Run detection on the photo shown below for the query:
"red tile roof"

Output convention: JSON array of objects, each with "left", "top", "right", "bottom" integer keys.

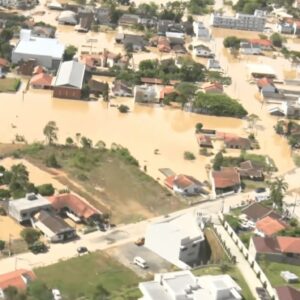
[
  {"left": 277, "top": 237, "right": 300, "bottom": 254},
  {"left": 160, "top": 86, "right": 175, "bottom": 99},
  {"left": 141, "top": 77, "right": 163, "bottom": 85},
  {"left": 30, "top": 73, "right": 53, "bottom": 87},
  {"left": 212, "top": 167, "right": 240, "bottom": 189},
  {"left": 33, "top": 65, "right": 45, "bottom": 75},
  {"left": 250, "top": 39, "right": 272, "bottom": 47},
  {"left": 202, "top": 82, "right": 223, "bottom": 92},
  {"left": 216, "top": 132, "right": 238, "bottom": 140},
  {"left": 252, "top": 236, "right": 280, "bottom": 254},
  {"left": 0, "top": 58, "right": 9, "bottom": 68},
  {"left": 276, "top": 286, "right": 300, "bottom": 300},
  {"left": 165, "top": 174, "right": 201, "bottom": 190},
  {"left": 256, "top": 216, "right": 287, "bottom": 236},
  {"left": 0, "top": 269, "right": 36, "bottom": 291},
  {"left": 257, "top": 77, "right": 274, "bottom": 88},
  {"left": 48, "top": 193, "right": 101, "bottom": 219}
]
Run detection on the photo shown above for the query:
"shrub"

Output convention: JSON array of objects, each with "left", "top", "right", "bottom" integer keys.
[
  {"left": 0, "top": 240, "right": 5, "bottom": 251},
  {"left": 184, "top": 151, "right": 196, "bottom": 160},
  {"left": 0, "top": 189, "right": 10, "bottom": 200},
  {"left": 37, "top": 184, "right": 55, "bottom": 196},
  {"left": 21, "top": 228, "right": 41, "bottom": 245},
  {"left": 45, "top": 153, "right": 60, "bottom": 168},
  {"left": 28, "top": 241, "right": 47, "bottom": 254},
  {"left": 118, "top": 104, "right": 130, "bottom": 113}
]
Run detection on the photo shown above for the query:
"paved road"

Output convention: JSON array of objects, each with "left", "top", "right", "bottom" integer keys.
[{"left": 0, "top": 192, "right": 252, "bottom": 275}]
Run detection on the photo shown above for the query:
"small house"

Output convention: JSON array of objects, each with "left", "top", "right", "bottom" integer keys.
[
  {"left": 32, "top": 26, "right": 56, "bottom": 38},
  {"left": 212, "top": 167, "right": 241, "bottom": 195},
  {"left": 239, "top": 41, "right": 262, "bottom": 55},
  {"left": 88, "top": 79, "right": 107, "bottom": 96},
  {"left": 134, "top": 85, "right": 157, "bottom": 103},
  {"left": 160, "top": 86, "right": 175, "bottom": 100},
  {"left": 193, "top": 21, "right": 210, "bottom": 40},
  {"left": 112, "top": 80, "right": 133, "bottom": 97},
  {"left": 255, "top": 216, "right": 287, "bottom": 237},
  {"left": 238, "top": 160, "right": 264, "bottom": 181},
  {"left": 123, "top": 34, "right": 147, "bottom": 52},
  {"left": 57, "top": 10, "right": 78, "bottom": 25},
  {"left": 94, "top": 7, "right": 111, "bottom": 25},
  {"left": 53, "top": 60, "right": 86, "bottom": 100},
  {"left": 207, "top": 59, "right": 221, "bottom": 71},
  {"left": 141, "top": 77, "right": 163, "bottom": 85},
  {"left": 193, "top": 45, "right": 214, "bottom": 58},
  {"left": 250, "top": 39, "right": 272, "bottom": 51},
  {"left": 242, "top": 202, "right": 280, "bottom": 222},
  {"left": 30, "top": 73, "right": 53, "bottom": 89},
  {"left": 224, "top": 136, "right": 252, "bottom": 150},
  {"left": 197, "top": 135, "right": 213, "bottom": 148},
  {"left": 118, "top": 14, "right": 140, "bottom": 27},
  {"left": 157, "top": 37, "right": 171, "bottom": 53}
]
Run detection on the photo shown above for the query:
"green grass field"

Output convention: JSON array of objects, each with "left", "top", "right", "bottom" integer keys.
[
  {"left": 260, "top": 261, "right": 300, "bottom": 289},
  {"left": 193, "top": 265, "right": 255, "bottom": 300},
  {"left": 35, "top": 251, "right": 142, "bottom": 300},
  {"left": 0, "top": 78, "right": 20, "bottom": 93}
]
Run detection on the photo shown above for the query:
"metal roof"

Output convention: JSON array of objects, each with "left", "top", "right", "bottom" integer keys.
[{"left": 54, "top": 60, "right": 86, "bottom": 89}]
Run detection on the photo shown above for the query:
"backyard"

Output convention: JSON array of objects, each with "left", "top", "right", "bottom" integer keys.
[
  {"left": 193, "top": 265, "right": 255, "bottom": 300},
  {"left": 0, "top": 78, "right": 20, "bottom": 93},
  {"left": 260, "top": 261, "right": 300, "bottom": 289},
  {"left": 35, "top": 251, "right": 142, "bottom": 300},
  {"left": 13, "top": 144, "right": 185, "bottom": 224}
]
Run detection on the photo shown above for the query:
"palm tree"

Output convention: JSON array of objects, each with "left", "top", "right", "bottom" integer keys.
[{"left": 269, "top": 177, "right": 288, "bottom": 211}]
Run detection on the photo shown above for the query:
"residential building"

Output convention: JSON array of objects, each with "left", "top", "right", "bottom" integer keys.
[
  {"left": 123, "top": 34, "right": 147, "bottom": 52},
  {"left": 145, "top": 213, "right": 206, "bottom": 268},
  {"left": 94, "top": 7, "right": 111, "bottom": 25},
  {"left": 276, "top": 286, "right": 300, "bottom": 300},
  {"left": 247, "top": 63, "right": 277, "bottom": 79},
  {"left": 118, "top": 14, "right": 140, "bottom": 27},
  {"left": 0, "top": 269, "right": 36, "bottom": 298},
  {"left": 88, "top": 79, "right": 107, "bottom": 96},
  {"left": 197, "top": 134, "right": 213, "bottom": 148},
  {"left": 8, "top": 193, "right": 52, "bottom": 223},
  {"left": 202, "top": 82, "right": 223, "bottom": 94},
  {"left": 249, "top": 236, "right": 300, "bottom": 264},
  {"left": 238, "top": 160, "right": 264, "bottom": 180},
  {"left": 159, "top": 86, "right": 175, "bottom": 100},
  {"left": 32, "top": 210, "right": 76, "bottom": 242},
  {"left": 250, "top": 39, "right": 272, "bottom": 51},
  {"left": 257, "top": 77, "right": 278, "bottom": 98},
  {"left": 224, "top": 136, "right": 252, "bottom": 150},
  {"left": 75, "top": 14, "right": 93, "bottom": 32},
  {"left": 277, "top": 19, "right": 295, "bottom": 34},
  {"left": 112, "top": 80, "right": 133, "bottom": 97},
  {"left": 53, "top": 60, "right": 86, "bottom": 99},
  {"left": 11, "top": 29, "right": 64, "bottom": 70},
  {"left": 282, "top": 98, "right": 300, "bottom": 117},
  {"left": 239, "top": 41, "right": 262, "bottom": 55},
  {"left": 48, "top": 193, "right": 102, "bottom": 223},
  {"left": 0, "top": 0, "right": 37, "bottom": 9},
  {"left": 242, "top": 203, "right": 280, "bottom": 222},
  {"left": 57, "top": 10, "right": 78, "bottom": 25},
  {"left": 193, "top": 45, "right": 214, "bottom": 58},
  {"left": 141, "top": 77, "right": 163, "bottom": 85},
  {"left": 157, "top": 20, "right": 184, "bottom": 36},
  {"left": 193, "top": 21, "right": 210, "bottom": 40},
  {"left": 165, "top": 174, "right": 206, "bottom": 196},
  {"left": 30, "top": 72, "right": 53, "bottom": 89},
  {"left": 207, "top": 59, "right": 221, "bottom": 71},
  {"left": 210, "top": 10, "right": 266, "bottom": 32},
  {"left": 0, "top": 58, "right": 9, "bottom": 76},
  {"left": 47, "top": 0, "right": 63, "bottom": 10},
  {"left": 134, "top": 85, "right": 157, "bottom": 103},
  {"left": 211, "top": 167, "right": 241, "bottom": 195},
  {"left": 157, "top": 37, "right": 171, "bottom": 53},
  {"left": 79, "top": 51, "right": 118, "bottom": 70},
  {"left": 255, "top": 216, "right": 287, "bottom": 237},
  {"left": 32, "top": 26, "right": 56, "bottom": 38},
  {"left": 139, "top": 271, "right": 242, "bottom": 300}
]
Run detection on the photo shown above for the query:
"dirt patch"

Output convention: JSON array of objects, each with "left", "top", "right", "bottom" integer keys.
[{"left": 0, "top": 215, "right": 23, "bottom": 241}]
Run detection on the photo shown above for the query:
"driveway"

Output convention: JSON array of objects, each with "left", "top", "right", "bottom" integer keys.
[{"left": 107, "top": 242, "right": 173, "bottom": 278}]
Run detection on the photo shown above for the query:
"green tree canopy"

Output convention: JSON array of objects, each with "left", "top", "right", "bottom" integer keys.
[{"left": 63, "top": 45, "right": 77, "bottom": 61}]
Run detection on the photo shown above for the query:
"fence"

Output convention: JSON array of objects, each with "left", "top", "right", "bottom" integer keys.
[{"left": 217, "top": 214, "right": 278, "bottom": 300}]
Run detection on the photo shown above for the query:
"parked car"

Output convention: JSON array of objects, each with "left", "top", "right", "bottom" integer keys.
[
  {"left": 77, "top": 246, "right": 88, "bottom": 254},
  {"left": 52, "top": 289, "right": 62, "bottom": 300},
  {"left": 134, "top": 237, "right": 145, "bottom": 246},
  {"left": 133, "top": 256, "right": 148, "bottom": 269}
]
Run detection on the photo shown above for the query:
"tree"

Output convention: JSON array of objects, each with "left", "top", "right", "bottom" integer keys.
[
  {"left": 37, "top": 184, "right": 55, "bottom": 196},
  {"left": 43, "top": 121, "right": 58, "bottom": 144},
  {"left": 28, "top": 241, "right": 48, "bottom": 254},
  {"left": 9, "top": 164, "right": 29, "bottom": 199},
  {"left": 80, "top": 136, "right": 93, "bottom": 148},
  {"left": 45, "top": 153, "right": 60, "bottom": 168},
  {"left": 0, "top": 189, "right": 10, "bottom": 199},
  {"left": 195, "top": 123, "right": 203, "bottom": 133},
  {"left": 118, "top": 104, "right": 129, "bottom": 113},
  {"left": 63, "top": 45, "right": 77, "bottom": 61},
  {"left": 3, "top": 286, "right": 19, "bottom": 300},
  {"left": 21, "top": 228, "right": 41, "bottom": 245},
  {"left": 270, "top": 33, "right": 284, "bottom": 48},
  {"left": 0, "top": 240, "right": 5, "bottom": 251},
  {"left": 27, "top": 281, "right": 52, "bottom": 300},
  {"left": 65, "top": 137, "right": 74, "bottom": 146},
  {"left": 269, "top": 177, "right": 288, "bottom": 210},
  {"left": 103, "top": 82, "right": 109, "bottom": 102},
  {"left": 223, "top": 36, "right": 241, "bottom": 49},
  {"left": 95, "top": 140, "right": 106, "bottom": 149},
  {"left": 213, "top": 151, "right": 224, "bottom": 170},
  {"left": 184, "top": 151, "right": 196, "bottom": 160},
  {"left": 92, "top": 284, "right": 110, "bottom": 300}
]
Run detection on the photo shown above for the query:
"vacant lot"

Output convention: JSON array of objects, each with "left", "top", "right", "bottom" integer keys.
[
  {"left": 35, "top": 251, "right": 142, "bottom": 300},
  {"left": 0, "top": 78, "right": 20, "bottom": 93},
  {"left": 16, "top": 144, "right": 185, "bottom": 224},
  {"left": 260, "top": 261, "right": 300, "bottom": 289},
  {"left": 193, "top": 265, "right": 255, "bottom": 300}
]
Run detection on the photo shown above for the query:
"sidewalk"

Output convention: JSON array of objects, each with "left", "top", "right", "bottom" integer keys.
[{"left": 216, "top": 225, "right": 262, "bottom": 300}]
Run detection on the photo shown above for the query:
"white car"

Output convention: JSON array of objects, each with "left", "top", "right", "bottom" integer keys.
[{"left": 52, "top": 289, "right": 62, "bottom": 300}]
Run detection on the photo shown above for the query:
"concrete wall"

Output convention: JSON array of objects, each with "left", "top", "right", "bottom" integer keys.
[{"left": 53, "top": 87, "right": 81, "bottom": 99}]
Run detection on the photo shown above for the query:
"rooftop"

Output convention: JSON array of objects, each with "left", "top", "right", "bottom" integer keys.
[
  {"left": 242, "top": 203, "right": 279, "bottom": 221},
  {"left": 276, "top": 286, "right": 300, "bottom": 300},
  {"left": 0, "top": 269, "right": 36, "bottom": 291},
  {"left": 9, "top": 193, "right": 51, "bottom": 211},
  {"left": 212, "top": 167, "right": 240, "bottom": 189},
  {"left": 256, "top": 216, "right": 287, "bottom": 236}
]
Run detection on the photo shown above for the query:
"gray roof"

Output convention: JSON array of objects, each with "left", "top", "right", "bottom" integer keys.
[
  {"left": 54, "top": 60, "right": 86, "bottom": 89},
  {"left": 139, "top": 282, "right": 172, "bottom": 300},
  {"left": 9, "top": 193, "right": 51, "bottom": 211}
]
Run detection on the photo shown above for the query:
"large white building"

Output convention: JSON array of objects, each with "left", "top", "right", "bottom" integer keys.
[
  {"left": 210, "top": 10, "right": 266, "bottom": 32},
  {"left": 11, "top": 29, "right": 64, "bottom": 70},
  {"left": 139, "top": 271, "right": 242, "bottom": 300},
  {"left": 145, "top": 213, "right": 205, "bottom": 269},
  {"left": 193, "top": 21, "right": 210, "bottom": 40}
]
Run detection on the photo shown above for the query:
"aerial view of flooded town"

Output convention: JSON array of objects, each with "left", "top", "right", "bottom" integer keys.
[{"left": 1, "top": 0, "right": 300, "bottom": 299}]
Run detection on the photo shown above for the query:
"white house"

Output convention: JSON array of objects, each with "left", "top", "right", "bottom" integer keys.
[
  {"left": 145, "top": 213, "right": 205, "bottom": 269},
  {"left": 193, "top": 21, "right": 210, "bottom": 40},
  {"left": 139, "top": 271, "right": 242, "bottom": 300},
  {"left": 8, "top": 193, "right": 52, "bottom": 223},
  {"left": 281, "top": 97, "right": 300, "bottom": 117},
  {"left": 165, "top": 32, "right": 185, "bottom": 39},
  {"left": 207, "top": 58, "right": 222, "bottom": 71},
  {"left": 193, "top": 45, "right": 214, "bottom": 57},
  {"left": 11, "top": 29, "right": 64, "bottom": 70},
  {"left": 239, "top": 42, "right": 262, "bottom": 55},
  {"left": 57, "top": 10, "right": 78, "bottom": 25}
]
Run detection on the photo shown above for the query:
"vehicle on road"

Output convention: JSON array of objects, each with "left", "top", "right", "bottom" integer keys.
[
  {"left": 77, "top": 246, "right": 88, "bottom": 254},
  {"left": 134, "top": 237, "right": 145, "bottom": 246},
  {"left": 133, "top": 256, "right": 148, "bottom": 269}
]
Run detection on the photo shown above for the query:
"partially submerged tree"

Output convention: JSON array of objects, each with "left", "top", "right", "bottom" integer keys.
[{"left": 43, "top": 121, "right": 58, "bottom": 145}]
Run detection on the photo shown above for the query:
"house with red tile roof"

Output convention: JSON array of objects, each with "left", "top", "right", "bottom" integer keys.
[
  {"left": 276, "top": 286, "right": 300, "bottom": 300},
  {"left": 157, "top": 37, "right": 171, "bottom": 53},
  {"left": 255, "top": 216, "right": 287, "bottom": 237},
  {"left": 224, "top": 136, "right": 252, "bottom": 150},
  {"left": 257, "top": 77, "right": 277, "bottom": 93},
  {"left": 211, "top": 167, "right": 241, "bottom": 196},
  {"left": 202, "top": 82, "right": 223, "bottom": 94},
  {"left": 160, "top": 86, "right": 175, "bottom": 99},
  {"left": 0, "top": 269, "right": 36, "bottom": 297},
  {"left": 197, "top": 134, "right": 213, "bottom": 148},
  {"left": 249, "top": 39, "right": 273, "bottom": 50},
  {"left": 165, "top": 174, "right": 206, "bottom": 196},
  {"left": 249, "top": 236, "right": 300, "bottom": 263},
  {"left": 30, "top": 73, "right": 53, "bottom": 89},
  {"left": 48, "top": 193, "right": 102, "bottom": 223}
]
